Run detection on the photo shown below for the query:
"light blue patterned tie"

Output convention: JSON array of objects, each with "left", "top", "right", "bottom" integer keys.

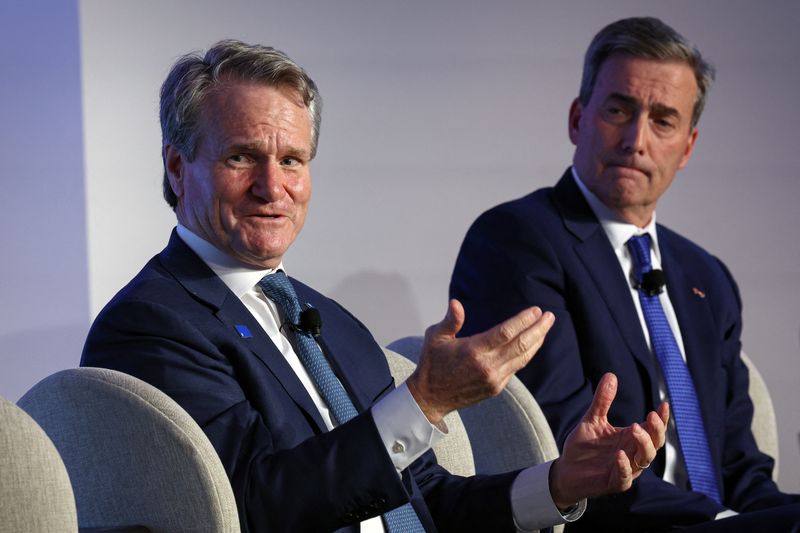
[
  {"left": 258, "top": 271, "right": 426, "bottom": 531},
  {"left": 627, "top": 234, "right": 721, "bottom": 503}
]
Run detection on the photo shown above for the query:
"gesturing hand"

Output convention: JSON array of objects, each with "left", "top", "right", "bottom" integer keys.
[
  {"left": 548, "top": 373, "right": 670, "bottom": 509},
  {"left": 406, "top": 299, "right": 555, "bottom": 425}
]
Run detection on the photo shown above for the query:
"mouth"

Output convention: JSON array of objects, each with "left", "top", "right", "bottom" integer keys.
[
  {"left": 245, "top": 213, "right": 292, "bottom": 223},
  {"left": 607, "top": 162, "right": 649, "bottom": 178}
]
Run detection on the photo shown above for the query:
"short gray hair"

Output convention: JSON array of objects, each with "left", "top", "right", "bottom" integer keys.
[
  {"left": 160, "top": 39, "right": 322, "bottom": 208},
  {"left": 579, "top": 17, "right": 714, "bottom": 129}
]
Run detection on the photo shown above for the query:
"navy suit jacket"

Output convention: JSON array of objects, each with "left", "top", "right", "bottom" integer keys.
[
  {"left": 82, "top": 230, "right": 519, "bottom": 533},
  {"left": 450, "top": 170, "right": 796, "bottom": 531}
]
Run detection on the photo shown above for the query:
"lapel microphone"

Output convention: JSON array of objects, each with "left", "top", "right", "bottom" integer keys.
[
  {"left": 639, "top": 269, "right": 666, "bottom": 297},
  {"left": 298, "top": 307, "right": 322, "bottom": 337},
  {"left": 278, "top": 306, "right": 323, "bottom": 337}
]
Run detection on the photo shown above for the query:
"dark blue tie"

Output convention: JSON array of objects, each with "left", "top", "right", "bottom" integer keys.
[
  {"left": 258, "top": 271, "right": 425, "bottom": 532},
  {"left": 627, "top": 234, "right": 721, "bottom": 503}
]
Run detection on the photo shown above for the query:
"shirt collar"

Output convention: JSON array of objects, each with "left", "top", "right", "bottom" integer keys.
[
  {"left": 570, "top": 166, "right": 660, "bottom": 260},
  {"left": 176, "top": 224, "right": 282, "bottom": 298}
]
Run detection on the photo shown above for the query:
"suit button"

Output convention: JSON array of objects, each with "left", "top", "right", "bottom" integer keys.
[{"left": 344, "top": 512, "right": 355, "bottom": 522}]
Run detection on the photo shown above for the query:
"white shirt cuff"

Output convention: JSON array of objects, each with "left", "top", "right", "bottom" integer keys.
[
  {"left": 371, "top": 382, "right": 446, "bottom": 472},
  {"left": 511, "top": 460, "right": 586, "bottom": 532},
  {"left": 715, "top": 509, "right": 738, "bottom": 520}
]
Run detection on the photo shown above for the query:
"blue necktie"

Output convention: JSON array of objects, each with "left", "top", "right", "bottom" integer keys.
[
  {"left": 627, "top": 234, "right": 721, "bottom": 503},
  {"left": 258, "top": 271, "right": 425, "bottom": 532}
]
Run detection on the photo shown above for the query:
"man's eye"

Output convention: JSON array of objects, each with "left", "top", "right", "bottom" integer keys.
[
  {"left": 652, "top": 118, "right": 677, "bottom": 133},
  {"left": 228, "top": 154, "right": 254, "bottom": 166},
  {"left": 280, "top": 157, "right": 300, "bottom": 167},
  {"left": 603, "top": 106, "right": 630, "bottom": 123}
]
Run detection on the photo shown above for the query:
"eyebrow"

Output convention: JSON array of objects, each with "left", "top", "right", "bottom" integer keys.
[
  {"left": 226, "top": 141, "right": 311, "bottom": 161},
  {"left": 606, "top": 92, "right": 681, "bottom": 119}
]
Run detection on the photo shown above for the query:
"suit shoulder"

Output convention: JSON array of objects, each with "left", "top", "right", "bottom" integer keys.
[
  {"left": 657, "top": 224, "right": 740, "bottom": 300},
  {"left": 465, "top": 186, "right": 560, "bottom": 240},
  {"left": 657, "top": 224, "right": 728, "bottom": 271},
  {"left": 289, "top": 277, "right": 373, "bottom": 334},
  {"left": 475, "top": 186, "right": 555, "bottom": 219}
]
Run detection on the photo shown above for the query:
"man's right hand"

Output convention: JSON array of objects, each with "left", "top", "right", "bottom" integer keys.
[
  {"left": 405, "top": 299, "right": 555, "bottom": 426},
  {"left": 548, "top": 373, "right": 670, "bottom": 509}
]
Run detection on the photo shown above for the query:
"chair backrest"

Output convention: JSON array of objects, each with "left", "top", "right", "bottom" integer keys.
[
  {"left": 382, "top": 347, "right": 476, "bottom": 476},
  {"left": 740, "top": 351, "right": 779, "bottom": 481},
  {"left": 17, "top": 367, "right": 239, "bottom": 533},
  {"left": 0, "top": 395, "right": 78, "bottom": 532}
]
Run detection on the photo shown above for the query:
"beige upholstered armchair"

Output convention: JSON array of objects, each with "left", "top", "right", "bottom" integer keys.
[
  {"left": 17, "top": 367, "right": 239, "bottom": 533},
  {"left": 0, "top": 394, "right": 78, "bottom": 532}
]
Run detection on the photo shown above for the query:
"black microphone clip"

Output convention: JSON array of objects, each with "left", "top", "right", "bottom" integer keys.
[
  {"left": 637, "top": 269, "right": 666, "bottom": 297},
  {"left": 279, "top": 305, "right": 322, "bottom": 336},
  {"left": 298, "top": 306, "right": 322, "bottom": 337}
]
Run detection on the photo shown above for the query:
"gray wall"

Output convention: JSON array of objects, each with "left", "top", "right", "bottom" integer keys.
[
  {"left": 2, "top": 0, "right": 798, "bottom": 491},
  {"left": 0, "top": 1, "right": 89, "bottom": 402}
]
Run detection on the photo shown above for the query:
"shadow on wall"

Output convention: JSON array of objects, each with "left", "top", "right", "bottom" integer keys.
[
  {"left": 328, "top": 271, "right": 425, "bottom": 346},
  {"left": 0, "top": 323, "right": 89, "bottom": 402}
]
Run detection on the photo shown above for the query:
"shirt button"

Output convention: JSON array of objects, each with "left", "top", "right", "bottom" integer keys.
[{"left": 392, "top": 441, "right": 405, "bottom": 454}]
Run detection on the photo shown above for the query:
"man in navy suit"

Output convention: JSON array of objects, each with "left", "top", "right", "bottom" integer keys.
[
  {"left": 82, "top": 40, "right": 669, "bottom": 532},
  {"left": 450, "top": 17, "right": 800, "bottom": 532}
]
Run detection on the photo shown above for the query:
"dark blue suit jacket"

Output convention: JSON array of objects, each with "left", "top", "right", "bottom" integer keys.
[
  {"left": 450, "top": 170, "right": 796, "bottom": 531},
  {"left": 82, "top": 230, "right": 519, "bottom": 533}
]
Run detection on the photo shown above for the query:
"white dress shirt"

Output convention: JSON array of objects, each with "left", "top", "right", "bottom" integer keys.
[{"left": 177, "top": 224, "right": 583, "bottom": 531}]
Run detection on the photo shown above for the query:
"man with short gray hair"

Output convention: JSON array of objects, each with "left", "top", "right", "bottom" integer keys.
[{"left": 451, "top": 16, "right": 800, "bottom": 531}]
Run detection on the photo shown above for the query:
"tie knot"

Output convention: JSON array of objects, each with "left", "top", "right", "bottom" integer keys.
[
  {"left": 627, "top": 233, "right": 653, "bottom": 275},
  {"left": 258, "top": 271, "right": 302, "bottom": 323}
]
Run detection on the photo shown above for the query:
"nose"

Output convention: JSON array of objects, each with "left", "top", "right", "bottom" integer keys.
[
  {"left": 250, "top": 159, "right": 286, "bottom": 201},
  {"left": 620, "top": 114, "right": 647, "bottom": 155}
]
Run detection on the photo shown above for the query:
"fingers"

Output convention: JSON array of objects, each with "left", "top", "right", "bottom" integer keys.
[
  {"left": 638, "top": 401, "right": 670, "bottom": 453},
  {"left": 585, "top": 372, "right": 617, "bottom": 421},
  {"left": 657, "top": 401, "right": 670, "bottom": 426},
  {"left": 629, "top": 422, "right": 657, "bottom": 475},
  {"left": 611, "top": 449, "right": 634, "bottom": 492},
  {"left": 473, "top": 306, "right": 544, "bottom": 351}
]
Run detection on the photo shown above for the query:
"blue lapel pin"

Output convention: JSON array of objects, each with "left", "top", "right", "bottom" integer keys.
[{"left": 235, "top": 324, "right": 253, "bottom": 338}]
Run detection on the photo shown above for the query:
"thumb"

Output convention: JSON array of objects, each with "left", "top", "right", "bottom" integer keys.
[
  {"left": 434, "top": 299, "right": 466, "bottom": 339},
  {"left": 586, "top": 372, "right": 617, "bottom": 421}
]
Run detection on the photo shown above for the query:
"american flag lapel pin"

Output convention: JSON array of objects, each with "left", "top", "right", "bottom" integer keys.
[{"left": 692, "top": 287, "right": 706, "bottom": 298}]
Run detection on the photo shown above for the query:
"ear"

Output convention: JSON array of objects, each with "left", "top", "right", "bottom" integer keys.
[
  {"left": 164, "top": 144, "right": 186, "bottom": 199},
  {"left": 568, "top": 97, "right": 583, "bottom": 146},
  {"left": 677, "top": 127, "right": 699, "bottom": 170}
]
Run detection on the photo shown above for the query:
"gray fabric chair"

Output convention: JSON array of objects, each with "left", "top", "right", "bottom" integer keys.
[
  {"left": 17, "top": 367, "right": 239, "bottom": 533},
  {"left": 741, "top": 351, "right": 780, "bottom": 481},
  {"left": 0, "top": 394, "right": 78, "bottom": 532},
  {"left": 386, "top": 338, "right": 562, "bottom": 533},
  {"left": 382, "top": 347, "right": 476, "bottom": 476}
]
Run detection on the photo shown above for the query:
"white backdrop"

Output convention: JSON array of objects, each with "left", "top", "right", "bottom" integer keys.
[{"left": 1, "top": 0, "right": 798, "bottom": 491}]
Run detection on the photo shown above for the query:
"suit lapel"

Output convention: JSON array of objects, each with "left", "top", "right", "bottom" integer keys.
[
  {"left": 552, "top": 173, "right": 659, "bottom": 389},
  {"left": 158, "top": 230, "right": 329, "bottom": 432}
]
